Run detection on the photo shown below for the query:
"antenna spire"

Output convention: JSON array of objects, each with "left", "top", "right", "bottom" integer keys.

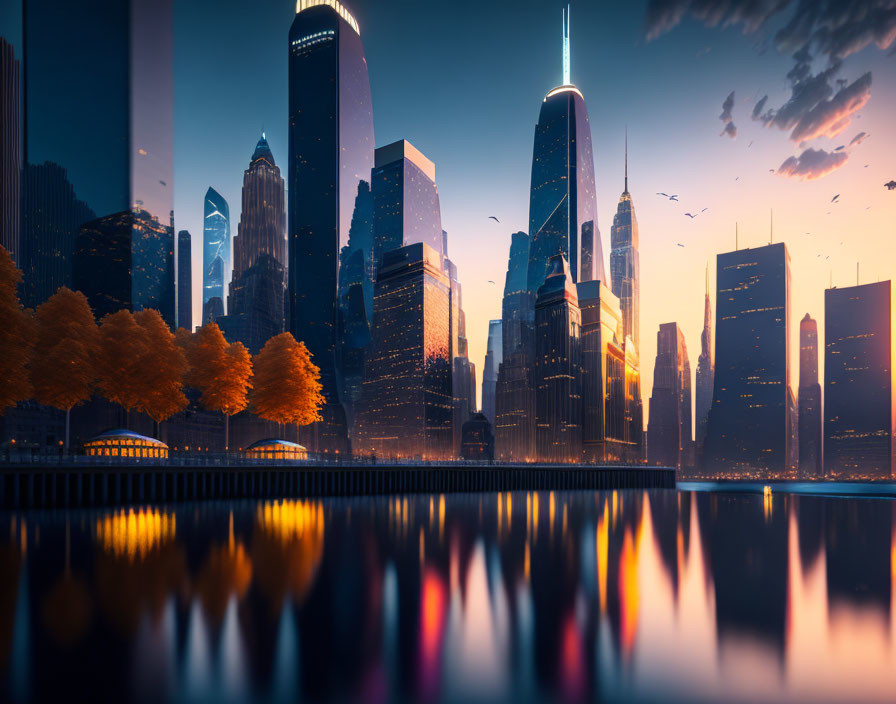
[
  {"left": 624, "top": 125, "right": 629, "bottom": 193},
  {"left": 562, "top": 4, "right": 570, "bottom": 85}
]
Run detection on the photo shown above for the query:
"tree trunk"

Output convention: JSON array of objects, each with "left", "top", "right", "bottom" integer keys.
[
  {"left": 225, "top": 414, "right": 229, "bottom": 452},
  {"left": 65, "top": 407, "right": 70, "bottom": 453}
]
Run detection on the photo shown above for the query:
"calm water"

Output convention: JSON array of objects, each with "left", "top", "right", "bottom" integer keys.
[{"left": 1, "top": 487, "right": 895, "bottom": 703}]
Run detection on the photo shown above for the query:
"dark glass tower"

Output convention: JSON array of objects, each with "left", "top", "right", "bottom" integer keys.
[
  {"left": 704, "top": 243, "right": 795, "bottom": 478},
  {"left": 0, "top": 38, "right": 19, "bottom": 263},
  {"left": 177, "top": 229, "right": 192, "bottom": 331},
  {"left": 824, "top": 282, "right": 893, "bottom": 479},
  {"left": 202, "top": 186, "right": 230, "bottom": 319},
  {"left": 610, "top": 138, "right": 639, "bottom": 348},
  {"left": 647, "top": 322, "right": 692, "bottom": 470},
  {"left": 288, "top": 0, "right": 374, "bottom": 453},
  {"left": 695, "top": 273, "right": 714, "bottom": 464},
  {"left": 23, "top": 0, "right": 174, "bottom": 324},
  {"left": 798, "top": 313, "right": 822, "bottom": 477},
  {"left": 481, "top": 319, "right": 502, "bottom": 426}
]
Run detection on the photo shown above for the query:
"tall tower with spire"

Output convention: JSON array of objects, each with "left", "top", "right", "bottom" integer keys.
[
  {"left": 695, "top": 265, "right": 714, "bottom": 465},
  {"left": 610, "top": 130, "right": 640, "bottom": 348}
]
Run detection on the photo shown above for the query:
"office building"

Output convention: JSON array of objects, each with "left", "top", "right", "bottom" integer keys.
[
  {"left": 647, "top": 323, "right": 692, "bottom": 470},
  {"left": 1, "top": 38, "right": 19, "bottom": 262},
  {"left": 481, "top": 319, "right": 502, "bottom": 426},
  {"left": 610, "top": 136, "right": 639, "bottom": 348},
  {"left": 203, "top": 186, "right": 230, "bottom": 314},
  {"left": 798, "top": 313, "right": 822, "bottom": 477},
  {"left": 695, "top": 276, "right": 714, "bottom": 462},
  {"left": 177, "top": 230, "right": 192, "bottom": 331}
]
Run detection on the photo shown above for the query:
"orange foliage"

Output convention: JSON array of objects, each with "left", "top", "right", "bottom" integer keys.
[
  {"left": 96, "top": 310, "right": 148, "bottom": 420},
  {"left": 185, "top": 323, "right": 252, "bottom": 417},
  {"left": 251, "top": 332, "right": 324, "bottom": 427},
  {"left": 133, "top": 309, "right": 188, "bottom": 424},
  {"left": 30, "top": 287, "right": 99, "bottom": 413},
  {"left": 0, "top": 246, "right": 34, "bottom": 413}
]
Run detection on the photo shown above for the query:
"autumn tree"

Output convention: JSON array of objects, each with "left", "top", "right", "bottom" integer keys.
[
  {"left": 251, "top": 333, "right": 323, "bottom": 436},
  {"left": 96, "top": 310, "right": 148, "bottom": 428},
  {"left": 30, "top": 287, "right": 99, "bottom": 449},
  {"left": 133, "top": 309, "right": 189, "bottom": 436},
  {"left": 0, "top": 245, "right": 34, "bottom": 414},
  {"left": 185, "top": 322, "right": 252, "bottom": 450}
]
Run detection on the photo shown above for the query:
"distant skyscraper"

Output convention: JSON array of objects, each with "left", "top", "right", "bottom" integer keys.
[
  {"left": 203, "top": 186, "right": 230, "bottom": 314},
  {"left": 219, "top": 134, "right": 286, "bottom": 353},
  {"left": 177, "top": 230, "right": 192, "bottom": 331},
  {"left": 526, "top": 7, "right": 604, "bottom": 293},
  {"left": 23, "top": 0, "right": 174, "bottom": 323},
  {"left": 0, "top": 38, "right": 20, "bottom": 262},
  {"left": 798, "top": 313, "right": 822, "bottom": 477},
  {"left": 288, "top": 0, "right": 374, "bottom": 453},
  {"left": 534, "top": 253, "right": 582, "bottom": 462},
  {"left": 648, "top": 323, "right": 692, "bottom": 470},
  {"left": 704, "top": 243, "right": 795, "bottom": 477},
  {"left": 481, "top": 319, "right": 503, "bottom": 426},
  {"left": 500, "top": 232, "right": 530, "bottom": 355},
  {"left": 356, "top": 242, "right": 452, "bottom": 460},
  {"left": 338, "top": 180, "right": 375, "bottom": 322},
  {"left": 610, "top": 135, "right": 639, "bottom": 348},
  {"left": 824, "top": 282, "right": 893, "bottom": 479},
  {"left": 695, "top": 272, "right": 714, "bottom": 462}
]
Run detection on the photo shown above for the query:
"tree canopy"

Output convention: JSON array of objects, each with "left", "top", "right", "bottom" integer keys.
[
  {"left": 133, "top": 308, "right": 189, "bottom": 425},
  {"left": 251, "top": 333, "right": 323, "bottom": 427},
  {"left": 0, "top": 246, "right": 34, "bottom": 414},
  {"left": 96, "top": 310, "right": 149, "bottom": 422},
  {"left": 186, "top": 323, "right": 252, "bottom": 418}
]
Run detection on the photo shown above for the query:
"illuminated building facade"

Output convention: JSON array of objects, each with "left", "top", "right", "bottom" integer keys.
[
  {"left": 177, "top": 230, "right": 192, "bottom": 331},
  {"left": 0, "top": 38, "right": 19, "bottom": 262},
  {"left": 481, "top": 319, "right": 502, "bottom": 426},
  {"left": 356, "top": 242, "right": 452, "bottom": 460},
  {"left": 338, "top": 180, "right": 374, "bottom": 323},
  {"left": 610, "top": 140, "right": 639, "bottom": 348},
  {"left": 824, "top": 282, "right": 894, "bottom": 479},
  {"left": 288, "top": 0, "right": 374, "bottom": 453},
  {"left": 798, "top": 313, "right": 822, "bottom": 477},
  {"left": 648, "top": 323, "right": 692, "bottom": 470},
  {"left": 694, "top": 281, "right": 714, "bottom": 464},
  {"left": 22, "top": 0, "right": 174, "bottom": 323},
  {"left": 534, "top": 254, "right": 582, "bottom": 463},
  {"left": 203, "top": 186, "right": 230, "bottom": 313},
  {"left": 219, "top": 134, "right": 286, "bottom": 353},
  {"left": 704, "top": 243, "right": 795, "bottom": 478}
]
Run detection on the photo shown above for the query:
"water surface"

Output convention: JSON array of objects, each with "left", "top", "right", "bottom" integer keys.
[{"left": 1, "top": 487, "right": 894, "bottom": 703}]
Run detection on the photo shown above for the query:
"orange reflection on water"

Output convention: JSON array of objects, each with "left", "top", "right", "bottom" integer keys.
[{"left": 95, "top": 507, "right": 176, "bottom": 560}]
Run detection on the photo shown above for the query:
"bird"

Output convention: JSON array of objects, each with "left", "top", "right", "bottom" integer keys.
[
  {"left": 831, "top": 194, "right": 840, "bottom": 203},
  {"left": 735, "top": 176, "right": 740, "bottom": 181},
  {"left": 488, "top": 216, "right": 500, "bottom": 223},
  {"left": 865, "top": 164, "right": 870, "bottom": 168},
  {"left": 684, "top": 212, "right": 697, "bottom": 219},
  {"left": 701, "top": 207, "right": 709, "bottom": 213},
  {"left": 834, "top": 145, "right": 845, "bottom": 151},
  {"left": 769, "top": 169, "right": 775, "bottom": 173},
  {"left": 748, "top": 141, "right": 753, "bottom": 147},
  {"left": 885, "top": 180, "right": 896, "bottom": 190},
  {"left": 657, "top": 192, "right": 679, "bottom": 201},
  {"left": 487, "top": 280, "right": 495, "bottom": 285},
  {"left": 676, "top": 243, "right": 686, "bottom": 248}
]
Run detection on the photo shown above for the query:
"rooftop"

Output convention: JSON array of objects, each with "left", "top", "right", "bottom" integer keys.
[
  {"left": 296, "top": 0, "right": 360, "bottom": 35},
  {"left": 374, "top": 140, "right": 436, "bottom": 182}
]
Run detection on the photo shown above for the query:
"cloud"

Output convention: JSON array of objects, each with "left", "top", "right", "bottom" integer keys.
[
  {"left": 788, "top": 72, "right": 872, "bottom": 142},
  {"left": 849, "top": 131, "right": 869, "bottom": 146},
  {"left": 719, "top": 91, "right": 737, "bottom": 137},
  {"left": 777, "top": 147, "right": 848, "bottom": 180},
  {"left": 645, "top": 0, "right": 788, "bottom": 41}
]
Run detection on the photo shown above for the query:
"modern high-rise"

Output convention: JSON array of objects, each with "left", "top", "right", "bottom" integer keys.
[
  {"left": 610, "top": 137, "right": 639, "bottom": 348},
  {"left": 177, "top": 230, "right": 192, "bottom": 331},
  {"left": 219, "top": 134, "right": 286, "bottom": 353},
  {"left": 798, "top": 313, "right": 822, "bottom": 477},
  {"left": 534, "top": 254, "right": 582, "bottom": 463},
  {"left": 704, "top": 243, "right": 795, "bottom": 477},
  {"left": 526, "top": 7, "right": 604, "bottom": 294},
  {"left": 23, "top": 0, "right": 174, "bottom": 323},
  {"left": 695, "top": 275, "right": 714, "bottom": 462},
  {"left": 481, "top": 319, "right": 503, "bottom": 426},
  {"left": 0, "top": 38, "right": 19, "bottom": 263},
  {"left": 824, "top": 282, "right": 893, "bottom": 479},
  {"left": 288, "top": 0, "right": 374, "bottom": 453},
  {"left": 356, "top": 242, "right": 452, "bottom": 460},
  {"left": 648, "top": 323, "right": 692, "bottom": 470},
  {"left": 202, "top": 186, "right": 230, "bottom": 319}
]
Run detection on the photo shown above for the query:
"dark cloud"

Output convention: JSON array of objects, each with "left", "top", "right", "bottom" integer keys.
[
  {"left": 788, "top": 72, "right": 872, "bottom": 142},
  {"left": 752, "top": 95, "right": 768, "bottom": 119},
  {"left": 777, "top": 147, "right": 848, "bottom": 180},
  {"left": 719, "top": 91, "right": 737, "bottom": 137},
  {"left": 645, "top": 0, "right": 789, "bottom": 41},
  {"left": 849, "top": 131, "right": 869, "bottom": 146}
]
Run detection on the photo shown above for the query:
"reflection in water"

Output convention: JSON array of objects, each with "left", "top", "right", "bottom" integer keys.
[{"left": 1, "top": 490, "right": 896, "bottom": 703}]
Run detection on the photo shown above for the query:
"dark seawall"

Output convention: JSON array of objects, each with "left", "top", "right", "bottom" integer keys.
[{"left": 0, "top": 464, "right": 675, "bottom": 509}]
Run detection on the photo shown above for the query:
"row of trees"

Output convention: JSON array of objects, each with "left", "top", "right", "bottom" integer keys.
[{"left": 0, "top": 245, "right": 324, "bottom": 449}]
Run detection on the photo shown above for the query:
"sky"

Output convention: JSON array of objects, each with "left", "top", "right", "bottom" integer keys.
[{"left": 172, "top": 0, "right": 896, "bottom": 418}]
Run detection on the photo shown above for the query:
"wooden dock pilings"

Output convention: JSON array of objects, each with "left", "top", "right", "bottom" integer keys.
[{"left": 0, "top": 464, "right": 675, "bottom": 509}]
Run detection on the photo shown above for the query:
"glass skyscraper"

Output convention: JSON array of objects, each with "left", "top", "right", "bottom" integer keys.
[
  {"left": 288, "top": 0, "right": 374, "bottom": 453},
  {"left": 694, "top": 275, "right": 714, "bottom": 465},
  {"left": 22, "top": 0, "right": 174, "bottom": 324},
  {"left": 0, "top": 38, "right": 19, "bottom": 263},
  {"left": 481, "top": 319, "right": 503, "bottom": 426},
  {"left": 177, "top": 230, "right": 192, "bottom": 331},
  {"left": 647, "top": 322, "right": 692, "bottom": 470},
  {"left": 609, "top": 142, "right": 639, "bottom": 348},
  {"left": 824, "top": 282, "right": 893, "bottom": 479},
  {"left": 202, "top": 186, "right": 230, "bottom": 318},
  {"left": 798, "top": 313, "right": 822, "bottom": 477}
]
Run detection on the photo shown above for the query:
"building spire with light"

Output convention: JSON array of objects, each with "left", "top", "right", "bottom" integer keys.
[
  {"left": 624, "top": 125, "right": 629, "bottom": 194},
  {"left": 562, "top": 4, "right": 570, "bottom": 85}
]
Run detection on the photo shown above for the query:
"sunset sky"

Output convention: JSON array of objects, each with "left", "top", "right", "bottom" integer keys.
[{"left": 170, "top": 0, "right": 896, "bottom": 416}]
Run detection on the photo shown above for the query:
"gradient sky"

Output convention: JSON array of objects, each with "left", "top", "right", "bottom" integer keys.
[{"left": 10, "top": 0, "right": 893, "bottom": 419}]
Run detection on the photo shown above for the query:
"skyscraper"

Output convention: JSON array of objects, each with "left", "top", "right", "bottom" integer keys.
[
  {"left": 534, "top": 253, "right": 582, "bottom": 463},
  {"left": 356, "top": 242, "right": 452, "bottom": 460},
  {"left": 288, "top": 0, "right": 374, "bottom": 453},
  {"left": 23, "top": 0, "right": 174, "bottom": 322},
  {"left": 177, "top": 230, "right": 192, "bottom": 331},
  {"left": 526, "top": 7, "right": 604, "bottom": 294},
  {"left": 0, "top": 38, "right": 19, "bottom": 262},
  {"left": 694, "top": 272, "right": 714, "bottom": 462},
  {"left": 647, "top": 323, "right": 692, "bottom": 470},
  {"left": 481, "top": 319, "right": 503, "bottom": 426},
  {"left": 704, "top": 243, "right": 795, "bottom": 477},
  {"left": 219, "top": 134, "right": 286, "bottom": 353},
  {"left": 798, "top": 313, "right": 822, "bottom": 477},
  {"left": 824, "top": 282, "right": 893, "bottom": 479},
  {"left": 202, "top": 186, "right": 230, "bottom": 320},
  {"left": 610, "top": 134, "right": 639, "bottom": 348}
]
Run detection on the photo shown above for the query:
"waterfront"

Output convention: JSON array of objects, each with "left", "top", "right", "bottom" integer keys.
[{"left": 2, "top": 487, "right": 895, "bottom": 703}]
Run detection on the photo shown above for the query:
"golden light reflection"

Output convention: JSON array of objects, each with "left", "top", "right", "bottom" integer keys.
[
  {"left": 95, "top": 508, "right": 176, "bottom": 561},
  {"left": 597, "top": 500, "right": 609, "bottom": 614}
]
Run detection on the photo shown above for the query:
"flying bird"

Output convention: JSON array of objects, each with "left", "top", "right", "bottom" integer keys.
[
  {"left": 487, "top": 280, "right": 495, "bottom": 284},
  {"left": 834, "top": 145, "right": 845, "bottom": 151},
  {"left": 735, "top": 176, "right": 740, "bottom": 181},
  {"left": 885, "top": 180, "right": 896, "bottom": 190},
  {"left": 676, "top": 243, "right": 686, "bottom": 248},
  {"left": 831, "top": 194, "right": 840, "bottom": 203},
  {"left": 684, "top": 212, "right": 697, "bottom": 219},
  {"left": 488, "top": 216, "right": 500, "bottom": 223},
  {"left": 769, "top": 169, "right": 775, "bottom": 173},
  {"left": 657, "top": 192, "right": 679, "bottom": 201},
  {"left": 701, "top": 208, "right": 709, "bottom": 213},
  {"left": 748, "top": 141, "right": 753, "bottom": 147}
]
